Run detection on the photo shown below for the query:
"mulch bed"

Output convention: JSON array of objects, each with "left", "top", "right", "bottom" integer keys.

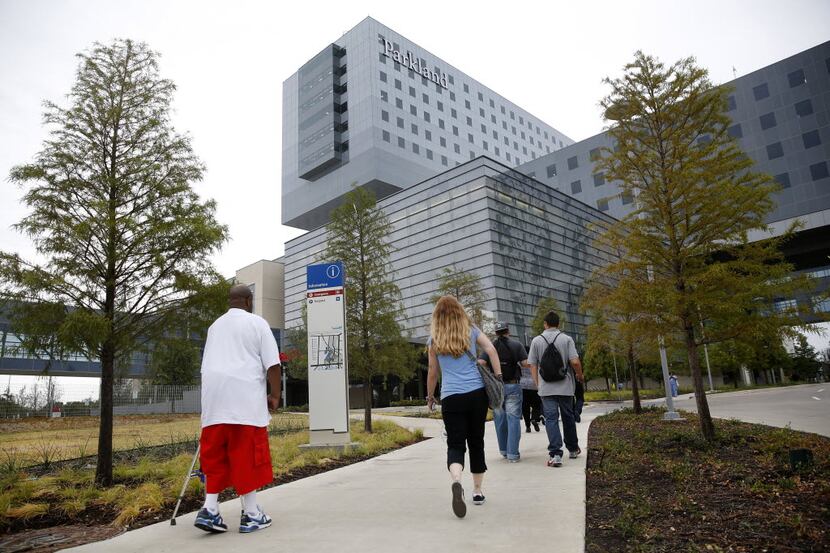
[
  {"left": 586, "top": 408, "right": 830, "bottom": 552},
  {"left": 0, "top": 436, "right": 426, "bottom": 553}
]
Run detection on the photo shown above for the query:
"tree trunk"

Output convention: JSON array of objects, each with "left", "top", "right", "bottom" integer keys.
[
  {"left": 95, "top": 340, "right": 115, "bottom": 485},
  {"left": 605, "top": 376, "right": 611, "bottom": 394},
  {"left": 628, "top": 344, "right": 642, "bottom": 414},
  {"left": 363, "top": 378, "right": 372, "bottom": 433},
  {"left": 684, "top": 323, "right": 715, "bottom": 441}
]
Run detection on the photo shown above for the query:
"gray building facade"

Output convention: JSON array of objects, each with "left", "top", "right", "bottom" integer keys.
[
  {"left": 283, "top": 157, "right": 616, "bottom": 343},
  {"left": 282, "top": 16, "right": 573, "bottom": 230}
]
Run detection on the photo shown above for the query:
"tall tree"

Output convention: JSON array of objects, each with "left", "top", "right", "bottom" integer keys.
[
  {"left": 324, "top": 186, "right": 414, "bottom": 432},
  {"left": 430, "top": 266, "right": 491, "bottom": 330},
  {"left": 790, "top": 334, "right": 820, "bottom": 381},
  {"left": 529, "top": 296, "right": 565, "bottom": 335},
  {"left": 0, "top": 40, "right": 227, "bottom": 484},
  {"left": 593, "top": 51, "right": 808, "bottom": 440}
]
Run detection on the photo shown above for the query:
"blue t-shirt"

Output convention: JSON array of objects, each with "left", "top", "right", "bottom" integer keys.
[{"left": 431, "top": 327, "right": 484, "bottom": 399}]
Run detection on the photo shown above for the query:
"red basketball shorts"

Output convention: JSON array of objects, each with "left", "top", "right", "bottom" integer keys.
[{"left": 199, "top": 424, "right": 273, "bottom": 495}]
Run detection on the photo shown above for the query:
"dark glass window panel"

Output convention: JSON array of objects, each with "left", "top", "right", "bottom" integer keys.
[
  {"left": 412, "top": 143, "right": 419, "bottom": 154},
  {"left": 774, "top": 173, "right": 790, "bottom": 188},
  {"left": 593, "top": 172, "right": 605, "bottom": 187},
  {"left": 396, "top": 117, "right": 404, "bottom": 129},
  {"left": 728, "top": 124, "right": 743, "bottom": 138},
  {"left": 621, "top": 191, "right": 634, "bottom": 205},
  {"left": 803, "top": 130, "right": 821, "bottom": 149},
  {"left": 788, "top": 68, "right": 805, "bottom": 87},
  {"left": 766, "top": 142, "right": 784, "bottom": 159},
  {"left": 589, "top": 148, "right": 601, "bottom": 161},
  {"left": 382, "top": 130, "right": 390, "bottom": 143},
  {"left": 753, "top": 83, "right": 769, "bottom": 100},
  {"left": 568, "top": 156, "right": 578, "bottom": 170},
  {"left": 380, "top": 71, "right": 387, "bottom": 82},
  {"left": 810, "top": 161, "right": 829, "bottom": 181},
  {"left": 571, "top": 180, "right": 582, "bottom": 194},
  {"left": 760, "top": 112, "right": 777, "bottom": 130},
  {"left": 727, "top": 95, "right": 737, "bottom": 111},
  {"left": 381, "top": 110, "right": 389, "bottom": 122},
  {"left": 546, "top": 164, "right": 557, "bottom": 178},
  {"left": 397, "top": 137, "right": 405, "bottom": 148},
  {"left": 795, "top": 99, "right": 813, "bottom": 117},
  {"left": 597, "top": 199, "right": 609, "bottom": 211}
]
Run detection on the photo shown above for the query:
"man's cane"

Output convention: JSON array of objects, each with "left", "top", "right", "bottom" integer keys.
[{"left": 170, "top": 443, "right": 202, "bottom": 525}]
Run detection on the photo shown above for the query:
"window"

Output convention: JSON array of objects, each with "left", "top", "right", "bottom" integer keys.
[
  {"left": 382, "top": 130, "right": 390, "bottom": 143},
  {"left": 513, "top": 141, "right": 518, "bottom": 151},
  {"left": 519, "top": 115, "right": 524, "bottom": 125},
  {"left": 451, "top": 108, "right": 457, "bottom": 118},
  {"left": 379, "top": 52, "right": 386, "bottom": 64},
  {"left": 728, "top": 124, "right": 743, "bottom": 139},
  {"left": 492, "top": 130, "right": 498, "bottom": 139},
  {"left": 621, "top": 191, "right": 634, "bottom": 205},
  {"left": 450, "top": 91, "right": 455, "bottom": 101},
  {"left": 468, "top": 133, "right": 474, "bottom": 144},
  {"left": 510, "top": 110, "right": 515, "bottom": 120},
  {"left": 813, "top": 296, "right": 830, "bottom": 313},
  {"left": 466, "top": 116, "right": 472, "bottom": 126},
  {"left": 480, "top": 124, "right": 486, "bottom": 133},
  {"left": 788, "top": 68, "right": 806, "bottom": 87},
  {"left": 760, "top": 112, "right": 777, "bottom": 130},
  {"left": 448, "top": 75, "right": 454, "bottom": 85},
  {"left": 773, "top": 299, "right": 797, "bottom": 313},
  {"left": 795, "top": 99, "right": 813, "bottom": 117},
  {"left": 589, "top": 148, "right": 601, "bottom": 161},
  {"left": 502, "top": 121, "right": 507, "bottom": 130},
  {"left": 441, "top": 155, "right": 448, "bottom": 166},
  {"left": 522, "top": 146, "right": 528, "bottom": 155},
  {"left": 506, "top": 153, "right": 512, "bottom": 162},
  {"left": 380, "top": 71, "right": 387, "bottom": 82},
  {"left": 521, "top": 131, "right": 526, "bottom": 139},
  {"left": 395, "top": 79, "right": 402, "bottom": 90},
  {"left": 489, "top": 99, "right": 495, "bottom": 108},
  {"left": 440, "top": 137, "right": 447, "bottom": 147},
  {"left": 495, "top": 146, "right": 500, "bottom": 157},
  {"left": 437, "top": 101, "right": 444, "bottom": 112},
  {"left": 454, "top": 144, "right": 460, "bottom": 154},
  {"left": 491, "top": 114, "right": 496, "bottom": 124},
  {"left": 753, "top": 83, "right": 769, "bottom": 101},
  {"left": 463, "top": 83, "right": 469, "bottom": 93},
  {"left": 774, "top": 173, "right": 790, "bottom": 188},
  {"left": 803, "top": 130, "right": 821, "bottom": 149},
  {"left": 568, "top": 156, "right": 578, "bottom": 170},
  {"left": 469, "top": 151, "right": 475, "bottom": 160},
  {"left": 597, "top": 198, "right": 609, "bottom": 212},
  {"left": 380, "top": 90, "right": 388, "bottom": 102},
  {"left": 411, "top": 123, "right": 418, "bottom": 135},
  {"left": 398, "top": 137, "right": 405, "bottom": 149},
  {"left": 452, "top": 126, "right": 459, "bottom": 136},
  {"left": 422, "top": 93, "right": 429, "bottom": 104},
  {"left": 424, "top": 111, "right": 431, "bottom": 123},
  {"left": 397, "top": 117, "right": 404, "bottom": 129},
  {"left": 571, "top": 180, "right": 581, "bottom": 194},
  {"left": 727, "top": 95, "right": 737, "bottom": 111},
  {"left": 381, "top": 110, "right": 389, "bottom": 122},
  {"left": 766, "top": 142, "right": 783, "bottom": 160},
  {"left": 546, "top": 164, "right": 557, "bottom": 178},
  {"left": 465, "top": 99, "right": 471, "bottom": 109},
  {"left": 479, "top": 108, "right": 485, "bottom": 117},
  {"left": 477, "top": 92, "right": 483, "bottom": 101},
  {"left": 412, "top": 143, "right": 419, "bottom": 154},
  {"left": 396, "top": 98, "right": 403, "bottom": 109},
  {"left": 409, "top": 86, "right": 415, "bottom": 98},
  {"left": 410, "top": 105, "right": 417, "bottom": 116},
  {"left": 426, "top": 149, "right": 433, "bottom": 160},
  {"left": 439, "top": 119, "right": 445, "bottom": 129},
  {"left": 483, "top": 140, "right": 488, "bottom": 151},
  {"left": 511, "top": 126, "right": 516, "bottom": 135},
  {"left": 593, "top": 172, "right": 605, "bottom": 187},
  {"left": 504, "top": 136, "right": 509, "bottom": 145},
  {"left": 810, "top": 161, "right": 829, "bottom": 181},
  {"left": 500, "top": 106, "right": 506, "bottom": 114}
]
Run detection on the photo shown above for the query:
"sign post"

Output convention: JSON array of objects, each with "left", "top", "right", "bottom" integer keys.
[{"left": 303, "top": 261, "right": 354, "bottom": 449}]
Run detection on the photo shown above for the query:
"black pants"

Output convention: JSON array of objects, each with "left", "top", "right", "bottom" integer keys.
[
  {"left": 522, "top": 388, "right": 542, "bottom": 427},
  {"left": 441, "top": 387, "right": 488, "bottom": 473},
  {"left": 574, "top": 380, "right": 585, "bottom": 421}
]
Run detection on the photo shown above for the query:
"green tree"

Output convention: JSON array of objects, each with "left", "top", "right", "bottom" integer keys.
[
  {"left": 430, "top": 266, "right": 491, "bottom": 330},
  {"left": 529, "top": 296, "right": 566, "bottom": 335},
  {"left": 324, "top": 186, "right": 414, "bottom": 432},
  {"left": 283, "top": 303, "right": 308, "bottom": 380},
  {"left": 789, "top": 334, "right": 820, "bottom": 381},
  {"left": 583, "top": 313, "right": 616, "bottom": 393},
  {"left": 0, "top": 40, "right": 227, "bottom": 484},
  {"left": 593, "top": 52, "right": 808, "bottom": 440}
]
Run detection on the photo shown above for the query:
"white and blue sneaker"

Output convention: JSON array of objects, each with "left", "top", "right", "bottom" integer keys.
[
  {"left": 239, "top": 507, "right": 272, "bottom": 533},
  {"left": 194, "top": 508, "right": 228, "bottom": 533}
]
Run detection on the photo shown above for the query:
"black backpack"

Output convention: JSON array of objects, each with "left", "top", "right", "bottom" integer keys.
[
  {"left": 493, "top": 337, "right": 521, "bottom": 381},
  {"left": 539, "top": 332, "right": 569, "bottom": 382}
]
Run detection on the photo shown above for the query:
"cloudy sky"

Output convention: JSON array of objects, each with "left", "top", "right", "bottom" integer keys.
[{"left": 1, "top": 0, "right": 828, "bottom": 399}]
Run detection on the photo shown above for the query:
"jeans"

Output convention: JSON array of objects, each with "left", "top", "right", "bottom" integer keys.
[
  {"left": 493, "top": 383, "right": 523, "bottom": 460},
  {"left": 541, "top": 395, "right": 579, "bottom": 457},
  {"left": 441, "top": 387, "right": 489, "bottom": 473},
  {"left": 573, "top": 380, "right": 585, "bottom": 422},
  {"left": 522, "top": 388, "right": 542, "bottom": 427}
]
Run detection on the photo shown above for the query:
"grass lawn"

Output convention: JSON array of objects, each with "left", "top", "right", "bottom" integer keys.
[
  {"left": 0, "top": 419, "right": 421, "bottom": 536},
  {"left": 0, "top": 413, "right": 307, "bottom": 467},
  {"left": 586, "top": 408, "right": 830, "bottom": 552}
]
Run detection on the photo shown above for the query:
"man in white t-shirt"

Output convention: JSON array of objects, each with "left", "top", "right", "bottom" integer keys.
[{"left": 194, "top": 284, "right": 282, "bottom": 534}]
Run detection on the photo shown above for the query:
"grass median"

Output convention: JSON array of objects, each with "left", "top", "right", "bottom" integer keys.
[
  {"left": 0, "top": 418, "right": 422, "bottom": 536},
  {"left": 586, "top": 408, "right": 830, "bottom": 552}
]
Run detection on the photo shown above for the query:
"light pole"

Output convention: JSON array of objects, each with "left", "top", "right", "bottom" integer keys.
[
  {"left": 611, "top": 351, "right": 622, "bottom": 402},
  {"left": 697, "top": 308, "right": 715, "bottom": 392}
]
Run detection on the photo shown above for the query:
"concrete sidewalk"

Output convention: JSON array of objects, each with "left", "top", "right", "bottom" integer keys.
[{"left": 66, "top": 412, "right": 594, "bottom": 553}]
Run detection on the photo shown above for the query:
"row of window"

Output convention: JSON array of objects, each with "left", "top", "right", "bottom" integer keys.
[
  {"left": 774, "top": 296, "right": 830, "bottom": 314},
  {"left": 727, "top": 59, "right": 830, "bottom": 111},
  {"left": 766, "top": 130, "right": 823, "bottom": 159},
  {"left": 380, "top": 128, "right": 531, "bottom": 166}
]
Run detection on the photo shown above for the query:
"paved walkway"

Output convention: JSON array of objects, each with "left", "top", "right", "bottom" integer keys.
[{"left": 67, "top": 411, "right": 595, "bottom": 553}]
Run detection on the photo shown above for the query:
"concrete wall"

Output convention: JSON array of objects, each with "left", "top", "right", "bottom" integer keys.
[{"left": 235, "top": 259, "right": 285, "bottom": 329}]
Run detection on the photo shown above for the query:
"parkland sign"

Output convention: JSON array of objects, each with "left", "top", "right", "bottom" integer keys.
[{"left": 382, "top": 39, "right": 449, "bottom": 89}]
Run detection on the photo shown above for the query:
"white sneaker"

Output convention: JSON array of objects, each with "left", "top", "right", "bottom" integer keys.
[{"left": 546, "top": 455, "right": 563, "bottom": 467}]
